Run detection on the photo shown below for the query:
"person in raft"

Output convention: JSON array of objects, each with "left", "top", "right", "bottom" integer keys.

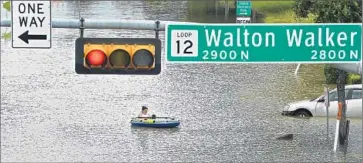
[{"left": 138, "top": 106, "right": 156, "bottom": 119}]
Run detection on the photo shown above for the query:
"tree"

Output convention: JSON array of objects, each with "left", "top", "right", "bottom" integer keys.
[{"left": 293, "top": 0, "right": 362, "bottom": 23}]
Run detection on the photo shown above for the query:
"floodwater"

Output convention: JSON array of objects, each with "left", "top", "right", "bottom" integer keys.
[{"left": 1, "top": 1, "right": 363, "bottom": 162}]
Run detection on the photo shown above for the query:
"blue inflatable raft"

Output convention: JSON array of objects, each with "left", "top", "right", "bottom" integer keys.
[{"left": 130, "top": 117, "right": 180, "bottom": 128}]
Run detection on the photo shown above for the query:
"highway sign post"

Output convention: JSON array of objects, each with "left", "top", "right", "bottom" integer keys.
[
  {"left": 165, "top": 23, "right": 362, "bottom": 63},
  {"left": 11, "top": 1, "right": 52, "bottom": 48}
]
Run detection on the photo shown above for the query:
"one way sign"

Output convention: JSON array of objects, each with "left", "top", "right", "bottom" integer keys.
[{"left": 11, "top": 1, "right": 52, "bottom": 48}]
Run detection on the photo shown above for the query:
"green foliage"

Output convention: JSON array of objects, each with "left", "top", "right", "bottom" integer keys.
[
  {"left": 252, "top": 1, "right": 294, "bottom": 15},
  {"left": 252, "top": 1, "right": 314, "bottom": 23},
  {"left": 347, "top": 74, "right": 362, "bottom": 84},
  {"left": 1, "top": 32, "right": 11, "bottom": 39},
  {"left": 264, "top": 10, "right": 314, "bottom": 23},
  {"left": 324, "top": 65, "right": 349, "bottom": 84},
  {"left": 2, "top": 1, "right": 10, "bottom": 12},
  {"left": 293, "top": 0, "right": 362, "bottom": 23}
]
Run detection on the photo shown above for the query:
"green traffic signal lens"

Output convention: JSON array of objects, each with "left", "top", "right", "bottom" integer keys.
[
  {"left": 132, "top": 49, "right": 154, "bottom": 68},
  {"left": 109, "top": 49, "right": 131, "bottom": 68}
]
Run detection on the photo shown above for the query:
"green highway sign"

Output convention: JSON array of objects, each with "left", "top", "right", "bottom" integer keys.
[
  {"left": 165, "top": 23, "right": 362, "bottom": 63},
  {"left": 236, "top": 1, "right": 251, "bottom": 17}
]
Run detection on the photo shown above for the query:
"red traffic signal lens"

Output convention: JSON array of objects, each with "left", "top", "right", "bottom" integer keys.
[
  {"left": 109, "top": 49, "right": 131, "bottom": 68},
  {"left": 132, "top": 49, "right": 154, "bottom": 68},
  {"left": 85, "top": 49, "right": 107, "bottom": 67}
]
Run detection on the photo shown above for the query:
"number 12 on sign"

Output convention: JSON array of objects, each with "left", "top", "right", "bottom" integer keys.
[
  {"left": 176, "top": 40, "right": 193, "bottom": 55},
  {"left": 171, "top": 30, "right": 198, "bottom": 57}
]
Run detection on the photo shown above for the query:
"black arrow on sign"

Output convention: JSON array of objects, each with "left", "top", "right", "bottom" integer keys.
[{"left": 18, "top": 30, "right": 47, "bottom": 44}]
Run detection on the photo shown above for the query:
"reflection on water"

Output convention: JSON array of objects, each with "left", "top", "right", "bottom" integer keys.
[
  {"left": 131, "top": 126, "right": 181, "bottom": 152},
  {"left": 1, "top": 0, "right": 362, "bottom": 162}
]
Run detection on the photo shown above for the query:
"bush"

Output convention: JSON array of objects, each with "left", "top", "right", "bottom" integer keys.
[
  {"left": 324, "top": 64, "right": 348, "bottom": 84},
  {"left": 348, "top": 74, "right": 362, "bottom": 84}
]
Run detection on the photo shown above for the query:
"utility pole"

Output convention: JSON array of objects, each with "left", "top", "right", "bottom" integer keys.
[{"left": 337, "top": 70, "right": 350, "bottom": 147}]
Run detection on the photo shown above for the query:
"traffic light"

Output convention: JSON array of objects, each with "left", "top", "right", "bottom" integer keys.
[{"left": 75, "top": 37, "right": 161, "bottom": 75}]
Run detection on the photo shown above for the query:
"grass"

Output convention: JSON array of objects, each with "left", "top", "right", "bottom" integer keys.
[
  {"left": 252, "top": 1, "right": 315, "bottom": 23},
  {"left": 252, "top": 1, "right": 294, "bottom": 15}
]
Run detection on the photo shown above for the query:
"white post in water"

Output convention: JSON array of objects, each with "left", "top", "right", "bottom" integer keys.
[
  {"left": 324, "top": 87, "right": 330, "bottom": 141},
  {"left": 294, "top": 64, "right": 301, "bottom": 75},
  {"left": 333, "top": 100, "right": 343, "bottom": 152},
  {"left": 333, "top": 119, "right": 340, "bottom": 152}
]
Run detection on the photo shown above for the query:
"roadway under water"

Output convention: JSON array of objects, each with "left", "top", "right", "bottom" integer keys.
[{"left": 1, "top": 1, "right": 362, "bottom": 162}]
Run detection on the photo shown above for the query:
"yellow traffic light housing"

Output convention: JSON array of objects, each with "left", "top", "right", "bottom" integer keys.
[{"left": 75, "top": 38, "right": 161, "bottom": 75}]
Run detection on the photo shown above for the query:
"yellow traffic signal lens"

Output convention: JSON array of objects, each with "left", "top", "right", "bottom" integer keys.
[
  {"left": 109, "top": 49, "right": 131, "bottom": 68},
  {"left": 132, "top": 49, "right": 154, "bottom": 68},
  {"left": 85, "top": 49, "right": 107, "bottom": 68}
]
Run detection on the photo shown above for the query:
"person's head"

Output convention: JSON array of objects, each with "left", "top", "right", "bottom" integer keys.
[{"left": 141, "top": 106, "right": 148, "bottom": 114}]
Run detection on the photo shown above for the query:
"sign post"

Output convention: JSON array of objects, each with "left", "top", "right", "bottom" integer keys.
[
  {"left": 236, "top": 1, "right": 251, "bottom": 24},
  {"left": 166, "top": 23, "right": 362, "bottom": 63},
  {"left": 11, "top": 1, "right": 52, "bottom": 49},
  {"left": 324, "top": 87, "right": 330, "bottom": 141}
]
